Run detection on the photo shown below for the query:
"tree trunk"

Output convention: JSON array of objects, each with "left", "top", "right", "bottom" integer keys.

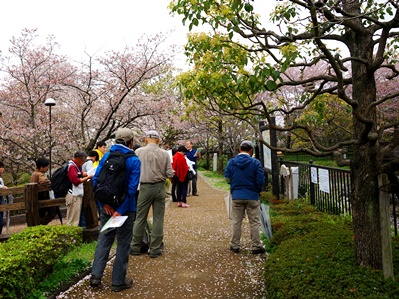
[
  {"left": 348, "top": 32, "right": 384, "bottom": 269},
  {"left": 217, "top": 120, "right": 224, "bottom": 174},
  {"left": 351, "top": 147, "right": 382, "bottom": 269}
]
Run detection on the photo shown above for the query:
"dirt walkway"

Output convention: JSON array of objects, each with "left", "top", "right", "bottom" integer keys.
[{"left": 56, "top": 174, "right": 267, "bottom": 299}]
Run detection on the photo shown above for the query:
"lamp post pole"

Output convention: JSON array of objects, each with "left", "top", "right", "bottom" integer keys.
[{"left": 45, "top": 98, "right": 56, "bottom": 178}]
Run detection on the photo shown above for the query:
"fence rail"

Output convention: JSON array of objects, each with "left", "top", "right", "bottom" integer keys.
[
  {"left": 279, "top": 160, "right": 398, "bottom": 235},
  {"left": 0, "top": 182, "right": 99, "bottom": 242}
]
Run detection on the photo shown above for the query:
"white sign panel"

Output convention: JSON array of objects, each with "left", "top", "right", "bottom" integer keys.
[
  {"left": 318, "top": 169, "right": 330, "bottom": 193},
  {"left": 262, "top": 130, "right": 272, "bottom": 170},
  {"left": 311, "top": 167, "right": 318, "bottom": 184}
]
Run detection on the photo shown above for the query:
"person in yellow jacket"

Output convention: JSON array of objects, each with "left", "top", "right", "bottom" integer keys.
[{"left": 92, "top": 141, "right": 107, "bottom": 167}]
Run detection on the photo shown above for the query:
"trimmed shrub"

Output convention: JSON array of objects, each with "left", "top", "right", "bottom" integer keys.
[
  {"left": 264, "top": 200, "right": 399, "bottom": 298},
  {"left": 0, "top": 225, "right": 82, "bottom": 298}
]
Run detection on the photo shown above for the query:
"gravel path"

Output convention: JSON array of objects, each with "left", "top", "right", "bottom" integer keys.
[{"left": 56, "top": 174, "right": 267, "bottom": 299}]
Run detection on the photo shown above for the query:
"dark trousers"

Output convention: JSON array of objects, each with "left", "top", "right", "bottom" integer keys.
[
  {"left": 92, "top": 209, "right": 135, "bottom": 285},
  {"left": 0, "top": 196, "right": 4, "bottom": 234},
  {"left": 188, "top": 171, "right": 198, "bottom": 195},
  {"left": 177, "top": 180, "right": 189, "bottom": 203},
  {"left": 171, "top": 176, "right": 178, "bottom": 202},
  {"left": 0, "top": 211, "right": 3, "bottom": 235}
]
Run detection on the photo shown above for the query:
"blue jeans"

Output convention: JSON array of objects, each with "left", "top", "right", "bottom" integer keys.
[{"left": 91, "top": 208, "right": 135, "bottom": 285}]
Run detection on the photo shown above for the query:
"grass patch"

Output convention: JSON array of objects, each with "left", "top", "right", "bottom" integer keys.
[
  {"left": 199, "top": 169, "right": 230, "bottom": 192},
  {"left": 30, "top": 242, "right": 97, "bottom": 298}
]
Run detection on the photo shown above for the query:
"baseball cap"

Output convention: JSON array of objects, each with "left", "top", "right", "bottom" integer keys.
[
  {"left": 146, "top": 130, "right": 160, "bottom": 139},
  {"left": 115, "top": 128, "right": 134, "bottom": 143},
  {"left": 240, "top": 140, "right": 254, "bottom": 148}
]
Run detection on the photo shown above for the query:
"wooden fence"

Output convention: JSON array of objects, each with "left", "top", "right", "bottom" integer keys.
[{"left": 0, "top": 181, "right": 99, "bottom": 242}]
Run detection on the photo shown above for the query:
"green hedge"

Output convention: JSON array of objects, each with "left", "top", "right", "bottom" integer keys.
[
  {"left": 0, "top": 225, "right": 82, "bottom": 299},
  {"left": 263, "top": 199, "right": 399, "bottom": 298}
]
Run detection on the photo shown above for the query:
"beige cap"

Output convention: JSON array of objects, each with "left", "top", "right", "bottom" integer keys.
[{"left": 115, "top": 128, "right": 134, "bottom": 143}]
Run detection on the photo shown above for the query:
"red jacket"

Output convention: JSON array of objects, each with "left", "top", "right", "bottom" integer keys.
[{"left": 172, "top": 152, "right": 189, "bottom": 183}]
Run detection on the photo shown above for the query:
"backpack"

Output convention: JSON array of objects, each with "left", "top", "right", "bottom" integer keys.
[
  {"left": 51, "top": 164, "right": 72, "bottom": 197},
  {"left": 94, "top": 151, "right": 136, "bottom": 208},
  {"left": 139, "top": 220, "right": 164, "bottom": 254},
  {"left": 140, "top": 220, "right": 152, "bottom": 253}
]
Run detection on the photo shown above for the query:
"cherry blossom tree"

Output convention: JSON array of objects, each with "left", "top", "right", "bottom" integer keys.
[
  {"left": 0, "top": 29, "right": 184, "bottom": 177},
  {"left": 0, "top": 29, "right": 75, "bottom": 177}
]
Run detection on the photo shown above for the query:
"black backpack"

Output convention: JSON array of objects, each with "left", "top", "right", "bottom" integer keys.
[
  {"left": 94, "top": 151, "right": 136, "bottom": 208},
  {"left": 51, "top": 164, "right": 72, "bottom": 197}
]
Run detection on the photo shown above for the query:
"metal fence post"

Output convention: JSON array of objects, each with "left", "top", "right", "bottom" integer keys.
[{"left": 309, "top": 160, "right": 315, "bottom": 205}]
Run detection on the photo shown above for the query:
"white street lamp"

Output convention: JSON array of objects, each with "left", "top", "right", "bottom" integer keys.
[{"left": 45, "top": 98, "right": 56, "bottom": 178}]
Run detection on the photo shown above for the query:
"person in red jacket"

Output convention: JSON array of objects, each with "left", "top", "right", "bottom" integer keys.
[{"left": 172, "top": 145, "right": 190, "bottom": 208}]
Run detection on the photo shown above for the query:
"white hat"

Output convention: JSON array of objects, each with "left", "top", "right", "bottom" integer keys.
[{"left": 146, "top": 130, "right": 160, "bottom": 139}]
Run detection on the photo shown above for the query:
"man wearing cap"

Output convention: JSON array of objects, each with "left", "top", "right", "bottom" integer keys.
[
  {"left": 224, "top": 140, "right": 266, "bottom": 254},
  {"left": 90, "top": 128, "right": 141, "bottom": 292},
  {"left": 130, "top": 130, "right": 174, "bottom": 258}
]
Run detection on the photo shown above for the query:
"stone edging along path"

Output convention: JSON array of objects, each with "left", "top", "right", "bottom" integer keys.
[{"left": 56, "top": 174, "right": 267, "bottom": 299}]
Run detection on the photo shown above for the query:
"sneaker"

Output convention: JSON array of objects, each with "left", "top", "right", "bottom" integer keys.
[
  {"left": 177, "top": 202, "right": 183, "bottom": 207},
  {"left": 111, "top": 278, "right": 133, "bottom": 292},
  {"left": 150, "top": 252, "right": 162, "bottom": 258},
  {"left": 251, "top": 247, "right": 266, "bottom": 254},
  {"left": 230, "top": 246, "right": 240, "bottom": 253},
  {"left": 181, "top": 203, "right": 190, "bottom": 208},
  {"left": 89, "top": 275, "right": 102, "bottom": 287},
  {"left": 192, "top": 193, "right": 199, "bottom": 196}
]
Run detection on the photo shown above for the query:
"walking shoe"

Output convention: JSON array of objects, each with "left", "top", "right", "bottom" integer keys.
[
  {"left": 130, "top": 248, "right": 142, "bottom": 256},
  {"left": 89, "top": 275, "right": 102, "bottom": 287},
  {"left": 177, "top": 202, "right": 183, "bottom": 207},
  {"left": 230, "top": 246, "right": 240, "bottom": 253},
  {"left": 150, "top": 252, "right": 162, "bottom": 258},
  {"left": 181, "top": 203, "right": 190, "bottom": 208},
  {"left": 251, "top": 247, "right": 266, "bottom": 254},
  {"left": 111, "top": 278, "right": 133, "bottom": 292},
  {"left": 192, "top": 193, "right": 199, "bottom": 196}
]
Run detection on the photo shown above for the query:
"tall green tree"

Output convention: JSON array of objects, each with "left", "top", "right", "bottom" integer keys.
[{"left": 170, "top": 0, "right": 399, "bottom": 270}]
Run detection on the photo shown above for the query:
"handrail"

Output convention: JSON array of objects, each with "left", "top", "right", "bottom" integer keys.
[{"left": 0, "top": 182, "right": 99, "bottom": 239}]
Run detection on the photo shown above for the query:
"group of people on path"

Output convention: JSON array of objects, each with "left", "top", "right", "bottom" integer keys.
[{"left": 0, "top": 128, "right": 266, "bottom": 293}]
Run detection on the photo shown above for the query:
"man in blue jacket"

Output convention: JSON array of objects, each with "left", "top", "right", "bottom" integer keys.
[
  {"left": 224, "top": 140, "right": 265, "bottom": 254},
  {"left": 90, "top": 128, "right": 141, "bottom": 292}
]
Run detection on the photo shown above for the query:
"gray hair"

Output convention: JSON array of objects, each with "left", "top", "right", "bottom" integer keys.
[{"left": 74, "top": 150, "right": 87, "bottom": 159}]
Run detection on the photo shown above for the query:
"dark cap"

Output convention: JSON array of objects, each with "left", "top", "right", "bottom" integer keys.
[{"left": 240, "top": 140, "right": 254, "bottom": 148}]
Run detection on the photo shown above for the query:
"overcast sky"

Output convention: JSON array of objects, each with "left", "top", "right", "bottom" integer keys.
[
  {"left": 0, "top": 0, "right": 191, "bottom": 67},
  {"left": 0, "top": 1, "right": 275, "bottom": 69}
]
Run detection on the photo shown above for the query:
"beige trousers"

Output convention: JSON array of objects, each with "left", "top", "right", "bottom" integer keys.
[
  {"left": 230, "top": 199, "right": 263, "bottom": 250},
  {"left": 65, "top": 193, "right": 83, "bottom": 226}
]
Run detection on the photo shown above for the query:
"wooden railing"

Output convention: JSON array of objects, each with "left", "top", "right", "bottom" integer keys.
[{"left": 0, "top": 181, "right": 99, "bottom": 241}]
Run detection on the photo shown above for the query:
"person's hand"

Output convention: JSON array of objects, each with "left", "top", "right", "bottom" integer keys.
[
  {"left": 103, "top": 204, "right": 115, "bottom": 215},
  {"left": 2, "top": 186, "right": 9, "bottom": 189},
  {"left": 112, "top": 211, "right": 121, "bottom": 218}
]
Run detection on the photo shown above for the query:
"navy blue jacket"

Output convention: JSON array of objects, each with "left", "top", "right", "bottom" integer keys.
[{"left": 224, "top": 153, "right": 264, "bottom": 200}]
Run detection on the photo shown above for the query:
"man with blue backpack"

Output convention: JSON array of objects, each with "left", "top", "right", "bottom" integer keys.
[{"left": 90, "top": 128, "right": 141, "bottom": 292}]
